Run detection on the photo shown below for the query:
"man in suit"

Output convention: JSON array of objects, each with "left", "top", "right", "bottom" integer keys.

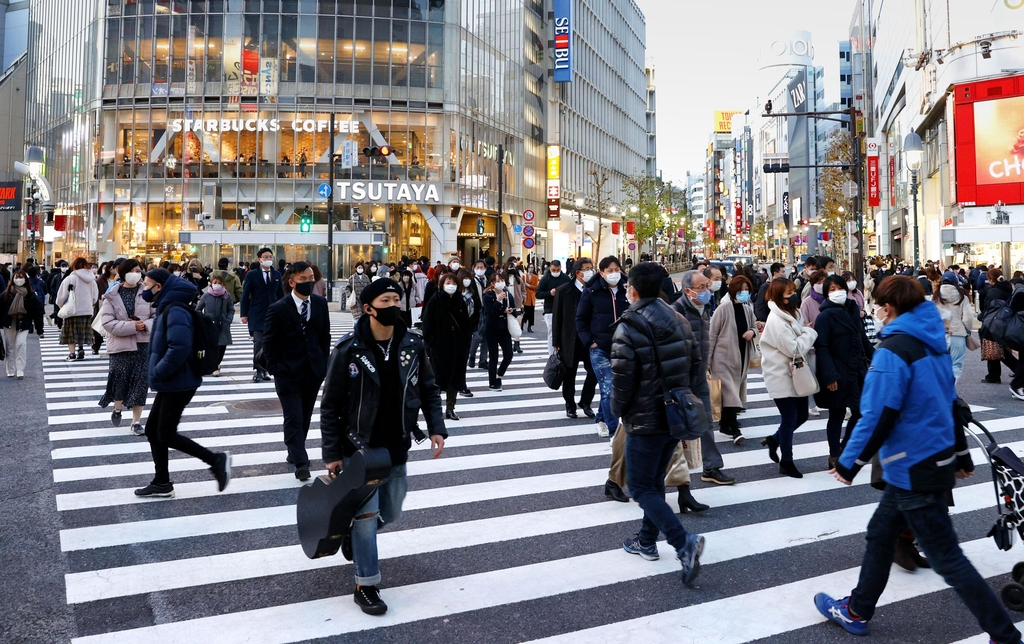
[
  {"left": 240, "top": 247, "right": 284, "bottom": 382},
  {"left": 262, "top": 261, "right": 331, "bottom": 481},
  {"left": 552, "top": 257, "right": 597, "bottom": 420}
]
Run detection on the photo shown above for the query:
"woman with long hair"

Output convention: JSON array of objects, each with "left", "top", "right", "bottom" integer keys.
[
  {"left": 196, "top": 273, "right": 235, "bottom": 377},
  {"left": 935, "top": 272, "right": 974, "bottom": 384},
  {"left": 708, "top": 274, "right": 759, "bottom": 445},
  {"left": 422, "top": 272, "right": 472, "bottom": 420},
  {"left": 397, "top": 268, "right": 421, "bottom": 328},
  {"left": 799, "top": 269, "right": 829, "bottom": 328},
  {"left": 98, "top": 260, "right": 153, "bottom": 434},
  {"left": 55, "top": 257, "right": 100, "bottom": 361},
  {"left": 482, "top": 270, "right": 514, "bottom": 390},
  {"left": 1, "top": 270, "right": 44, "bottom": 378},
  {"left": 522, "top": 264, "right": 539, "bottom": 333},
  {"left": 310, "top": 264, "right": 327, "bottom": 297},
  {"left": 759, "top": 278, "right": 818, "bottom": 478}
]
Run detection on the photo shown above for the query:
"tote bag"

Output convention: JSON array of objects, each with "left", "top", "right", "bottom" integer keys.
[
  {"left": 790, "top": 354, "right": 819, "bottom": 397},
  {"left": 506, "top": 312, "right": 522, "bottom": 340},
  {"left": 58, "top": 286, "right": 77, "bottom": 319}
]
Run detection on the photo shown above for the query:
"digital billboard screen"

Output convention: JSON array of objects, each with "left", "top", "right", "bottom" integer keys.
[{"left": 954, "top": 75, "right": 1024, "bottom": 206}]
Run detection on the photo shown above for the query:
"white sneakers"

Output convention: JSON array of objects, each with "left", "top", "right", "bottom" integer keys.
[{"left": 596, "top": 421, "right": 610, "bottom": 438}]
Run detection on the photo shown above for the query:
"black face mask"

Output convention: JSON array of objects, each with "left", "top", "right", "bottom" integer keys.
[
  {"left": 370, "top": 305, "right": 401, "bottom": 327},
  {"left": 293, "top": 281, "right": 314, "bottom": 297},
  {"left": 786, "top": 293, "right": 801, "bottom": 310}
]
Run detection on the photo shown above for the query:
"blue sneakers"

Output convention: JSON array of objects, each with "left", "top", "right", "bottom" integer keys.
[
  {"left": 622, "top": 535, "right": 659, "bottom": 561},
  {"left": 677, "top": 533, "right": 705, "bottom": 585},
  {"left": 814, "top": 593, "right": 870, "bottom": 636}
]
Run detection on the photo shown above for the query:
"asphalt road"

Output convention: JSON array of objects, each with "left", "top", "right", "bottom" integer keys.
[{"left": 3, "top": 310, "right": 1024, "bottom": 644}]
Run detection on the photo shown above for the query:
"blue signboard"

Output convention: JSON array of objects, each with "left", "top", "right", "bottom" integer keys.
[
  {"left": 553, "top": 0, "right": 573, "bottom": 83},
  {"left": 317, "top": 183, "right": 332, "bottom": 199},
  {"left": 512, "top": 224, "right": 523, "bottom": 234}
]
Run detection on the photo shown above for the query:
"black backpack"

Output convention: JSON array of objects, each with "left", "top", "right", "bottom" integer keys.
[{"left": 162, "top": 301, "right": 222, "bottom": 377}]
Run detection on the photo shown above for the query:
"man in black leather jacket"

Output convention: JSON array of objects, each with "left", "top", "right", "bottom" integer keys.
[
  {"left": 611, "top": 262, "right": 707, "bottom": 585},
  {"left": 320, "top": 278, "right": 447, "bottom": 616}
]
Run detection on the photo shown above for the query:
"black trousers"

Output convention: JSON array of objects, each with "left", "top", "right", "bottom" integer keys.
[
  {"left": 445, "top": 386, "right": 459, "bottom": 413},
  {"left": 487, "top": 328, "right": 513, "bottom": 386},
  {"left": 145, "top": 389, "right": 217, "bottom": 485},
  {"left": 215, "top": 345, "right": 227, "bottom": 367},
  {"left": 252, "top": 330, "right": 266, "bottom": 374},
  {"left": 523, "top": 305, "right": 536, "bottom": 329},
  {"left": 276, "top": 376, "right": 322, "bottom": 467},
  {"left": 562, "top": 338, "right": 597, "bottom": 409}
]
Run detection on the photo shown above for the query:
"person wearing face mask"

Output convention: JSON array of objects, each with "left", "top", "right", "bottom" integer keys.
[
  {"left": 454, "top": 268, "right": 481, "bottom": 397},
  {"left": 422, "top": 274, "right": 472, "bottom": 420},
  {"left": 552, "top": 258, "right": 598, "bottom": 416},
  {"left": 799, "top": 270, "right": 829, "bottom": 328},
  {"left": 482, "top": 271, "right": 515, "bottom": 390},
  {"left": 134, "top": 268, "right": 232, "bottom": 499},
  {"left": 576, "top": 256, "right": 630, "bottom": 437},
  {"left": 195, "top": 274, "right": 235, "bottom": 377},
  {"left": 793, "top": 257, "right": 818, "bottom": 300},
  {"left": 933, "top": 271, "right": 974, "bottom": 385},
  {"left": 262, "top": 262, "right": 331, "bottom": 481},
  {"left": 55, "top": 257, "right": 100, "bottom": 362},
  {"left": 755, "top": 263, "right": 786, "bottom": 326},
  {"left": 97, "top": 260, "right": 154, "bottom": 434},
  {"left": 396, "top": 269, "right": 422, "bottom": 328},
  {"left": 1, "top": 270, "right": 44, "bottom": 379},
  {"left": 467, "top": 260, "right": 491, "bottom": 370},
  {"left": 812, "top": 275, "right": 874, "bottom": 469},
  {"left": 320, "top": 277, "right": 446, "bottom": 615},
  {"left": 701, "top": 265, "right": 725, "bottom": 315},
  {"left": 537, "top": 259, "right": 571, "bottom": 355},
  {"left": 209, "top": 257, "right": 243, "bottom": 303},
  {"left": 345, "top": 262, "right": 372, "bottom": 320},
  {"left": 841, "top": 271, "right": 865, "bottom": 312},
  {"left": 182, "top": 259, "right": 209, "bottom": 303},
  {"left": 760, "top": 278, "right": 818, "bottom": 478},
  {"left": 240, "top": 247, "right": 284, "bottom": 382},
  {"left": 708, "top": 275, "right": 759, "bottom": 445},
  {"left": 412, "top": 262, "right": 429, "bottom": 302},
  {"left": 506, "top": 266, "right": 526, "bottom": 353},
  {"left": 522, "top": 264, "right": 539, "bottom": 333}
]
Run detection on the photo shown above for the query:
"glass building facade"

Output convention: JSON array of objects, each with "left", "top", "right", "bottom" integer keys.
[{"left": 25, "top": 0, "right": 546, "bottom": 270}]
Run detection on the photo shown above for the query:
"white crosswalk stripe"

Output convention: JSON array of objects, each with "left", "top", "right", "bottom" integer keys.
[{"left": 37, "top": 313, "right": 1022, "bottom": 644}]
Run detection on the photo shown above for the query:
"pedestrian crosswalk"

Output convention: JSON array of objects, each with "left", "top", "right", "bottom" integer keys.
[{"left": 37, "top": 314, "right": 1024, "bottom": 643}]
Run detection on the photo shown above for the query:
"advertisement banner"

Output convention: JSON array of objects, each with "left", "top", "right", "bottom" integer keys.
[
  {"left": 341, "top": 140, "right": 356, "bottom": 169},
  {"left": 866, "top": 138, "right": 880, "bottom": 207},
  {"left": 223, "top": 36, "right": 242, "bottom": 95},
  {"left": 260, "top": 58, "right": 278, "bottom": 96},
  {"left": 186, "top": 25, "right": 198, "bottom": 94},
  {"left": 954, "top": 76, "right": 1024, "bottom": 206},
  {"left": 240, "top": 50, "right": 259, "bottom": 95},
  {"left": 889, "top": 153, "right": 896, "bottom": 208},
  {"left": 974, "top": 95, "right": 1024, "bottom": 186},
  {"left": 552, "top": 0, "right": 573, "bottom": 82},
  {"left": 714, "top": 110, "right": 744, "bottom": 134},
  {"left": 0, "top": 182, "right": 21, "bottom": 211},
  {"left": 547, "top": 145, "right": 561, "bottom": 218}
]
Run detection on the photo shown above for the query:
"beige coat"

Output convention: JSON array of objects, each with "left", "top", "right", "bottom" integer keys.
[
  {"left": 708, "top": 296, "right": 759, "bottom": 408},
  {"left": 760, "top": 300, "right": 818, "bottom": 399}
]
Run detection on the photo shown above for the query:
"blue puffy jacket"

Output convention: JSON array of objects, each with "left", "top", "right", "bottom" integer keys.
[
  {"left": 148, "top": 275, "right": 202, "bottom": 392},
  {"left": 576, "top": 275, "right": 629, "bottom": 355},
  {"left": 837, "top": 300, "right": 968, "bottom": 492}
]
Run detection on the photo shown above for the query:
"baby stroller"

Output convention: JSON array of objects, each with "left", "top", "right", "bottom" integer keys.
[{"left": 962, "top": 414, "right": 1024, "bottom": 611}]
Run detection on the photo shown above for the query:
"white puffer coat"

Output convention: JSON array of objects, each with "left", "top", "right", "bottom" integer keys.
[{"left": 760, "top": 300, "right": 818, "bottom": 399}]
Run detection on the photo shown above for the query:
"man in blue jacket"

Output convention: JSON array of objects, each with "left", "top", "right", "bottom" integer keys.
[
  {"left": 815, "top": 276, "right": 1021, "bottom": 644},
  {"left": 134, "top": 268, "right": 231, "bottom": 499},
  {"left": 240, "top": 247, "right": 284, "bottom": 382},
  {"left": 576, "top": 255, "right": 629, "bottom": 438}
]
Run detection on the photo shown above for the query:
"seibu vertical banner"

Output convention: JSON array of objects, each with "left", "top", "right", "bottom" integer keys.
[
  {"left": 866, "top": 138, "right": 880, "bottom": 207},
  {"left": 553, "top": 0, "right": 573, "bottom": 82}
]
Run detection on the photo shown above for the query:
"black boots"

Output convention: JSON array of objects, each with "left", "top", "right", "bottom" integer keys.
[
  {"left": 677, "top": 485, "right": 709, "bottom": 513},
  {"left": 761, "top": 435, "right": 780, "bottom": 463},
  {"left": 604, "top": 479, "right": 629, "bottom": 503},
  {"left": 779, "top": 460, "right": 803, "bottom": 479}
]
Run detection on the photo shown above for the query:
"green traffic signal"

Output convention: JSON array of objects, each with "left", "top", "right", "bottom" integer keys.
[{"left": 299, "top": 213, "right": 311, "bottom": 233}]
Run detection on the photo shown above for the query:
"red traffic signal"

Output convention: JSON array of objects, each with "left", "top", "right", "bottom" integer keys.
[{"left": 363, "top": 145, "right": 392, "bottom": 157}]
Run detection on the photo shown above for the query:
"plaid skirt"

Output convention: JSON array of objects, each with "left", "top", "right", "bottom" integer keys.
[{"left": 60, "top": 314, "right": 94, "bottom": 346}]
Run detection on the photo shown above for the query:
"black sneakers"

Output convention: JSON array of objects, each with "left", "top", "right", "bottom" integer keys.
[
  {"left": 211, "top": 452, "right": 232, "bottom": 491},
  {"left": 110, "top": 409, "right": 122, "bottom": 427},
  {"left": 354, "top": 585, "right": 388, "bottom": 615},
  {"left": 134, "top": 482, "right": 175, "bottom": 498},
  {"left": 131, "top": 422, "right": 145, "bottom": 437}
]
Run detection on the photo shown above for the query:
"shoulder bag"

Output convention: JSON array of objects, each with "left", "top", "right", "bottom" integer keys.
[
  {"left": 634, "top": 313, "right": 709, "bottom": 441},
  {"left": 58, "top": 283, "right": 77, "bottom": 319},
  {"left": 543, "top": 351, "right": 565, "bottom": 390},
  {"left": 506, "top": 310, "right": 522, "bottom": 340},
  {"left": 789, "top": 354, "right": 819, "bottom": 396}
]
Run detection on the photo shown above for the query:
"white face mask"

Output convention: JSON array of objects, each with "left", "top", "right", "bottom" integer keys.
[
  {"left": 261, "top": 259, "right": 273, "bottom": 268},
  {"left": 581, "top": 270, "right": 595, "bottom": 283},
  {"left": 550, "top": 270, "right": 561, "bottom": 277},
  {"left": 13, "top": 277, "right": 25, "bottom": 287},
  {"left": 940, "top": 284, "right": 960, "bottom": 301},
  {"left": 402, "top": 275, "right": 411, "bottom": 282},
  {"left": 356, "top": 267, "right": 364, "bottom": 274},
  {"left": 827, "top": 270, "right": 835, "bottom": 276},
  {"left": 450, "top": 262, "right": 460, "bottom": 271},
  {"left": 847, "top": 281, "right": 858, "bottom": 291},
  {"left": 828, "top": 290, "right": 848, "bottom": 305},
  {"left": 605, "top": 272, "right": 622, "bottom": 286},
  {"left": 210, "top": 283, "right": 225, "bottom": 294},
  {"left": 709, "top": 280, "right": 722, "bottom": 292},
  {"left": 494, "top": 281, "right": 506, "bottom": 291},
  {"left": 60, "top": 266, "right": 68, "bottom": 273},
  {"left": 443, "top": 283, "right": 458, "bottom": 295},
  {"left": 474, "top": 268, "right": 486, "bottom": 277},
  {"left": 812, "top": 283, "right": 824, "bottom": 294},
  {"left": 174, "top": 271, "right": 183, "bottom": 277},
  {"left": 874, "top": 305, "right": 888, "bottom": 324},
  {"left": 124, "top": 272, "right": 142, "bottom": 285},
  {"left": 462, "top": 278, "right": 472, "bottom": 287}
]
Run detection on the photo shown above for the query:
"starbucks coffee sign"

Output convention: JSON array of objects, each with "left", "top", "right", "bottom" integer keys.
[{"left": 335, "top": 181, "right": 442, "bottom": 204}]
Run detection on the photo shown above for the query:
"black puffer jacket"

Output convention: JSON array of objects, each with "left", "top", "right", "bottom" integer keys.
[
  {"left": 610, "top": 297, "right": 709, "bottom": 435},
  {"left": 812, "top": 299, "right": 873, "bottom": 410}
]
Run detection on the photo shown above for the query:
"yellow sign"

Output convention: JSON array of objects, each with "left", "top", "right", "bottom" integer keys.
[
  {"left": 547, "top": 145, "right": 561, "bottom": 180},
  {"left": 714, "top": 110, "right": 744, "bottom": 133}
]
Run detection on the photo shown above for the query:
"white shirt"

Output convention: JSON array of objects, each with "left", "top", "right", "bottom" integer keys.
[{"left": 290, "top": 291, "right": 310, "bottom": 321}]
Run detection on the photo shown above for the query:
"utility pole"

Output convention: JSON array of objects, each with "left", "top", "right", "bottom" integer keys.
[
  {"left": 496, "top": 144, "right": 504, "bottom": 265},
  {"left": 327, "top": 117, "right": 335, "bottom": 302}
]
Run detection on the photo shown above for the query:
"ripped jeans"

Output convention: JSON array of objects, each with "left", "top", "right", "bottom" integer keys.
[{"left": 350, "top": 462, "right": 408, "bottom": 586}]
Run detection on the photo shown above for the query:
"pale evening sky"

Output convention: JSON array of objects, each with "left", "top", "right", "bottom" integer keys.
[{"left": 636, "top": 0, "right": 858, "bottom": 186}]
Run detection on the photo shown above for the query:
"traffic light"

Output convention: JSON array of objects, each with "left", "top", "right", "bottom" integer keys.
[
  {"left": 299, "top": 207, "right": 312, "bottom": 233},
  {"left": 763, "top": 159, "right": 790, "bottom": 173},
  {"left": 476, "top": 217, "right": 485, "bottom": 235},
  {"left": 362, "top": 145, "right": 392, "bottom": 158},
  {"left": 764, "top": 99, "right": 773, "bottom": 115}
]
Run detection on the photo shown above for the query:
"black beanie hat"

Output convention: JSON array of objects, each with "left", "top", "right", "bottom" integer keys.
[
  {"left": 218, "top": 257, "right": 230, "bottom": 269},
  {"left": 359, "top": 277, "right": 401, "bottom": 306},
  {"left": 145, "top": 267, "right": 171, "bottom": 285}
]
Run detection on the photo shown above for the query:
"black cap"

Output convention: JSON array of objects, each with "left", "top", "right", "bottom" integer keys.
[
  {"left": 359, "top": 277, "right": 401, "bottom": 305},
  {"left": 145, "top": 267, "right": 171, "bottom": 285}
]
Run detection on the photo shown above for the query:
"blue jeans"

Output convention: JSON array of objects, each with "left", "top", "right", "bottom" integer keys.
[
  {"left": 590, "top": 346, "right": 618, "bottom": 433},
  {"left": 949, "top": 335, "right": 967, "bottom": 383},
  {"left": 350, "top": 463, "right": 408, "bottom": 586},
  {"left": 772, "top": 396, "right": 808, "bottom": 461},
  {"left": 850, "top": 486, "right": 1021, "bottom": 644},
  {"left": 625, "top": 432, "right": 690, "bottom": 552}
]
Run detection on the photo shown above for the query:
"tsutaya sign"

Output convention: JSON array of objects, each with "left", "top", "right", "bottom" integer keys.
[
  {"left": 335, "top": 181, "right": 442, "bottom": 204},
  {"left": 169, "top": 117, "right": 361, "bottom": 133}
]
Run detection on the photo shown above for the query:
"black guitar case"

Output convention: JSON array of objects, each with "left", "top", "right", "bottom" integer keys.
[{"left": 296, "top": 439, "right": 392, "bottom": 560}]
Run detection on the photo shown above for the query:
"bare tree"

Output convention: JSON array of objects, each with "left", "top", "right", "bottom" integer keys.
[{"left": 586, "top": 170, "right": 611, "bottom": 256}]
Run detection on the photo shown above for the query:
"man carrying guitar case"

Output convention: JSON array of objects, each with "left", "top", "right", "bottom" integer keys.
[{"left": 318, "top": 277, "right": 447, "bottom": 616}]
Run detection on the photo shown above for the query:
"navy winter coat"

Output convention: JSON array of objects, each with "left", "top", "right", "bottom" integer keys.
[
  {"left": 575, "top": 275, "right": 629, "bottom": 355},
  {"left": 148, "top": 275, "right": 202, "bottom": 392}
]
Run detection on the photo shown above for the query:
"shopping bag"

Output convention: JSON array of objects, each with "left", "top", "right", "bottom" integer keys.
[
  {"left": 709, "top": 377, "right": 722, "bottom": 422},
  {"left": 58, "top": 287, "right": 77, "bottom": 319},
  {"left": 682, "top": 438, "right": 703, "bottom": 473},
  {"left": 91, "top": 310, "right": 107, "bottom": 338},
  {"left": 966, "top": 333, "right": 980, "bottom": 351},
  {"left": 507, "top": 312, "right": 522, "bottom": 340}
]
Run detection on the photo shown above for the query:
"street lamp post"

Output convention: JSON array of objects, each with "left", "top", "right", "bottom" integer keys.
[
  {"left": 575, "top": 197, "right": 585, "bottom": 257},
  {"left": 903, "top": 132, "right": 924, "bottom": 275}
]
